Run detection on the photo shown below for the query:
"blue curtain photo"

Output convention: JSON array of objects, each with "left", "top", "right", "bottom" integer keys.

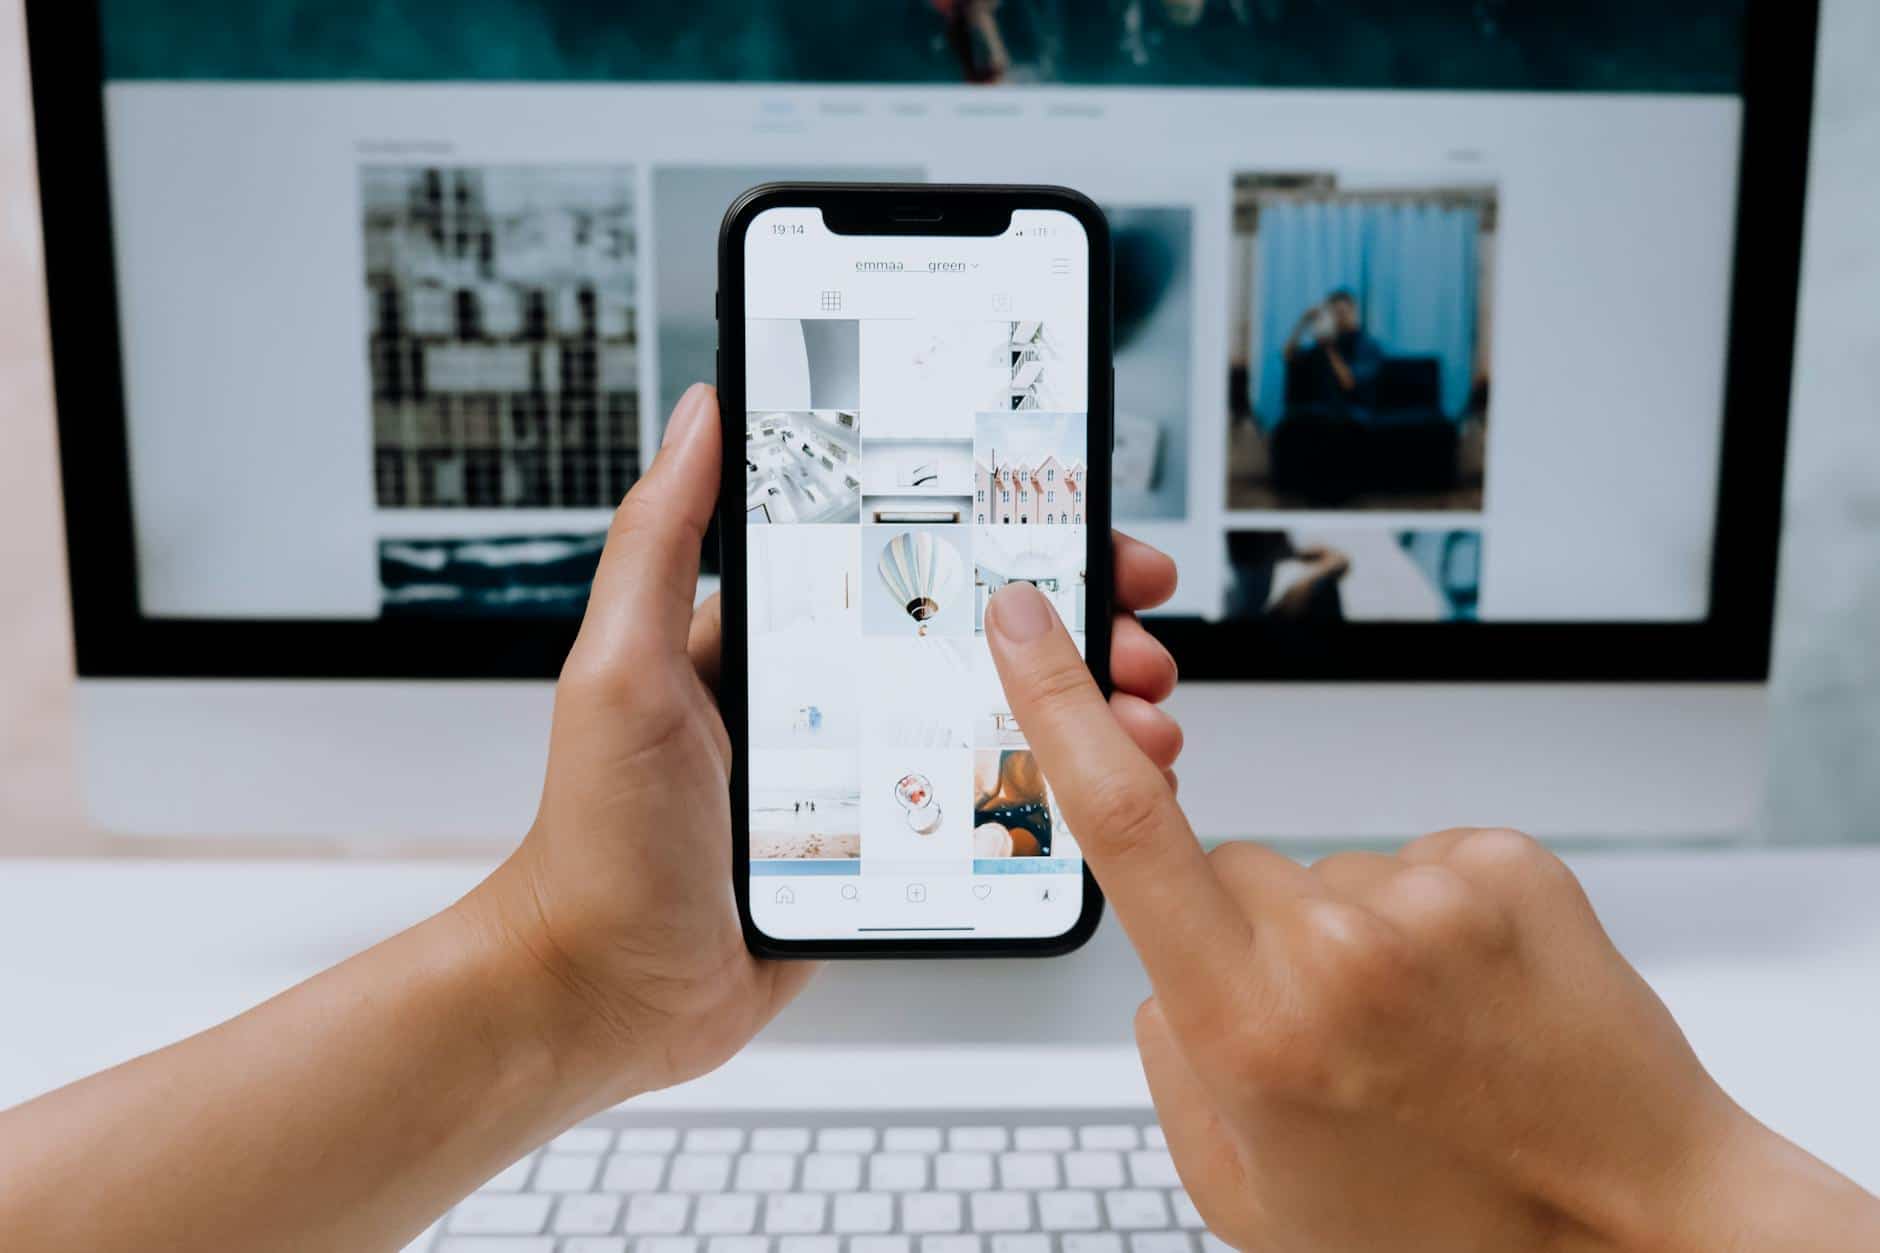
[{"left": 1252, "top": 198, "right": 1480, "bottom": 429}]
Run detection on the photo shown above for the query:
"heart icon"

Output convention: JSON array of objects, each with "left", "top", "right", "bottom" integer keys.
[{"left": 972, "top": 884, "right": 992, "bottom": 899}]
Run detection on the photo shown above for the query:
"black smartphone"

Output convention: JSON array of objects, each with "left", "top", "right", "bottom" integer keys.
[{"left": 717, "top": 183, "right": 1113, "bottom": 959}]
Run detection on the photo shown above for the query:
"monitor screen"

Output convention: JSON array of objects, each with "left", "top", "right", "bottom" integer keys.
[{"left": 58, "top": 1, "right": 1786, "bottom": 678}]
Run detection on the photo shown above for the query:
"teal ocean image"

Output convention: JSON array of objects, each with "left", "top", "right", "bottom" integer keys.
[{"left": 101, "top": 0, "right": 1744, "bottom": 93}]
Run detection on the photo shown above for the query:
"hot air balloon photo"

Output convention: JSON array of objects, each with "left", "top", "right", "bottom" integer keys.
[{"left": 865, "top": 525, "right": 970, "bottom": 638}]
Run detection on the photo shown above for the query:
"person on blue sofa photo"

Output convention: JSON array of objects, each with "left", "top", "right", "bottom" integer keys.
[{"left": 1281, "top": 288, "right": 1384, "bottom": 417}]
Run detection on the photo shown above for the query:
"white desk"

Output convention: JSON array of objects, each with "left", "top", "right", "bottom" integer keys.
[{"left": 1, "top": 849, "right": 1877, "bottom": 1201}]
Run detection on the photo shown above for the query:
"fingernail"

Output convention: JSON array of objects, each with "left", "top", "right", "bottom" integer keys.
[
  {"left": 665, "top": 382, "right": 713, "bottom": 450},
  {"left": 990, "top": 582, "right": 1054, "bottom": 642}
]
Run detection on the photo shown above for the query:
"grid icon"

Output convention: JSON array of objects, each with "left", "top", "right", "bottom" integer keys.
[{"left": 819, "top": 289, "right": 843, "bottom": 312}]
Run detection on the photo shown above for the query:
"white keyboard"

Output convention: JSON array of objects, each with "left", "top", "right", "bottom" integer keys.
[{"left": 426, "top": 1110, "right": 1229, "bottom": 1253}]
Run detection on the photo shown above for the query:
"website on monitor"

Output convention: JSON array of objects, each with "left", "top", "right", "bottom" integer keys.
[{"left": 92, "top": 6, "right": 1740, "bottom": 635}]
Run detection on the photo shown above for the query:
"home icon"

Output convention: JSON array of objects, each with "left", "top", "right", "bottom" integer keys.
[{"left": 774, "top": 886, "right": 796, "bottom": 905}]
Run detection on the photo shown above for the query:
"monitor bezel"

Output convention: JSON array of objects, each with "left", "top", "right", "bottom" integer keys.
[{"left": 25, "top": 1, "right": 1817, "bottom": 682}]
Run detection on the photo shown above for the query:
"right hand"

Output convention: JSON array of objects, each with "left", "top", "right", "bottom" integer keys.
[{"left": 983, "top": 581, "right": 1880, "bottom": 1253}]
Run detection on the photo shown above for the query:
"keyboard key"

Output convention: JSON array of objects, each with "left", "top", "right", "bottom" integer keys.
[
  {"left": 1013, "top": 1126, "right": 1073, "bottom": 1151},
  {"left": 903, "top": 1192, "right": 964, "bottom": 1233},
  {"left": 998, "top": 1153, "right": 1060, "bottom": 1190},
  {"left": 737, "top": 1152, "right": 798, "bottom": 1192},
  {"left": 818, "top": 1127, "right": 878, "bottom": 1153},
  {"left": 479, "top": 1155, "right": 534, "bottom": 1192},
  {"left": 708, "top": 1230, "right": 763, "bottom": 1253},
  {"left": 950, "top": 1127, "right": 1008, "bottom": 1152},
  {"left": 921, "top": 1237, "right": 982, "bottom": 1253},
  {"left": 669, "top": 1153, "right": 734, "bottom": 1192},
  {"left": 646, "top": 1226, "right": 706, "bottom": 1249},
  {"left": 935, "top": 1152, "right": 995, "bottom": 1191},
  {"left": 688, "top": 1129, "right": 747, "bottom": 1153},
  {"left": 602, "top": 1152, "right": 667, "bottom": 1192},
  {"left": 640, "top": 1239, "right": 700, "bottom": 1253},
  {"left": 1200, "top": 1237, "right": 1235, "bottom": 1253},
  {"left": 625, "top": 1194, "right": 691, "bottom": 1235},
  {"left": 833, "top": 1192, "right": 895, "bottom": 1233},
  {"left": 695, "top": 1194, "right": 760, "bottom": 1235},
  {"left": 564, "top": 1240, "right": 628, "bottom": 1253},
  {"left": 1129, "top": 1151, "right": 1181, "bottom": 1189},
  {"left": 870, "top": 1152, "right": 929, "bottom": 1191},
  {"left": 1037, "top": 1191, "right": 1101, "bottom": 1231},
  {"left": 554, "top": 1194, "right": 622, "bottom": 1235},
  {"left": 968, "top": 1191, "right": 1031, "bottom": 1232},
  {"left": 851, "top": 1237, "right": 912, "bottom": 1253},
  {"left": 553, "top": 1127, "right": 615, "bottom": 1154},
  {"left": 1104, "top": 1191, "right": 1170, "bottom": 1231},
  {"left": 1062, "top": 1235, "right": 1124, "bottom": 1253},
  {"left": 1169, "top": 1192, "right": 1204, "bottom": 1230},
  {"left": 448, "top": 1194, "right": 552, "bottom": 1235},
  {"left": 802, "top": 1152, "right": 863, "bottom": 1192},
  {"left": 779, "top": 1238, "right": 840, "bottom": 1253},
  {"left": 992, "top": 1236, "right": 1051, "bottom": 1253},
  {"left": 534, "top": 1153, "right": 602, "bottom": 1193},
  {"left": 884, "top": 1126, "right": 944, "bottom": 1152},
  {"left": 1063, "top": 1152, "right": 1125, "bottom": 1190},
  {"left": 435, "top": 1240, "right": 554, "bottom": 1253},
  {"left": 764, "top": 1193, "right": 827, "bottom": 1234},
  {"left": 752, "top": 1128, "right": 812, "bottom": 1153},
  {"left": 1130, "top": 1234, "right": 1193, "bottom": 1253},
  {"left": 1080, "top": 1126, "right": 1139, "bottom": 1151},
  {"left": 1143, "top": 1127, "right": 1167, "bottom": 1149},
  {"left": 618, "top": 1128, "right": 680, "bottom": 1153}
]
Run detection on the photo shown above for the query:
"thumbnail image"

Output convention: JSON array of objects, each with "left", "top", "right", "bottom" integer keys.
[
  {"left": 747, "top": 318, "right": 861, "bottom": 412},
  {"left": 859, "top": 320, "right": 1007, "bottom": 439},
  {"left": 648, "top": 164, "right": 921, "bottom": 424},
  {"left": 973, "top": 749, "right": 1066, "bottom": 858},
  {"left": 1108, "top": 206, "right": 1193, "bottom": 521},
  {"left": 378, "top": 532, "right": 603, "bottom": 617},
  {"left": 861, "top": 434, "right": 974, "bottom": 525},
  {"left": 1225, "top": 173, "right": 1495, "bottom": 511},
  {"left": 748, "top": 526, "right": 860, "bottom": 635},
  {"left": 1001, "top": 319, "right": 1087, "bottom": 412},
  {"left": 863, "top": 524, "right": 973, "bottom": 639},
  {"left": 749, "top": 634, "right": 861, "bottom": 750},
  {"left": 364, "top": 165, "right": 639, "bottom": 509},
  {"left": 861, "top": 747, "right": 973, "bottom": 864},
  {"left": 973, "top": 525, "right": 1087, "bottom": 634},
  {"left": 749, "top": 750, "right": 861, "bottom": 860},
  {"left": 745, "top": 409, "right": 862, "bottom": 524},
  {"left": 1224, "top": 528, "right": 1482, "bottom": 623},
  {"left": 860, "top": 637, "right": 974, "bottom": 751},
  {"left": 974, "top": 412, "right": 1087, "bottom": 526}
]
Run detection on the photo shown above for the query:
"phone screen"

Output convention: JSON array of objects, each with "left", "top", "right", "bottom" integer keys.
[{"left": 740, "top": 205, "right": 1092, "bottom": 943}]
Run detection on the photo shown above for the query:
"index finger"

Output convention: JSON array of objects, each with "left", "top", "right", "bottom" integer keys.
[{"left": 983, "top": 581, "right": 1253, "bottom": 1018}]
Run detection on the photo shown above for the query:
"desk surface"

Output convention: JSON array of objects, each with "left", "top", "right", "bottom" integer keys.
[{"left": 2, "top": 848, "right": 1877, "bottom": 1196}]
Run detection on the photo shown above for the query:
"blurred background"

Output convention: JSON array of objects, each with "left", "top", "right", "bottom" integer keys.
[{"left": 0, "top": 0, "right": 1875, "bottom": 853}]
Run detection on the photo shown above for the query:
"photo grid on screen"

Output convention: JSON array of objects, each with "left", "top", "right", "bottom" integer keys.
[{"left": 746, "top": 316, "right": 1088, "bottom": 878}]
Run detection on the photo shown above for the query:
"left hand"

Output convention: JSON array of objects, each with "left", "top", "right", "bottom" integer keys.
[{"left": 460, "top": 383, "right": 1186, "bottom": 1102}]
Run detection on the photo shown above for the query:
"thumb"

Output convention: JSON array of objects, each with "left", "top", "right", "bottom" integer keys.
[{"left": 571, "top": 382, "right": 720, "bottom": 670}]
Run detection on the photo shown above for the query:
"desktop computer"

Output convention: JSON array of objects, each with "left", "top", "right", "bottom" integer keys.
[{"left": 27, "top": 1, "right": 1811, "bottom": 847}]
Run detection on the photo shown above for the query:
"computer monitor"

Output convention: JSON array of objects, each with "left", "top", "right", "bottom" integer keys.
[{"left": 27, "top": 1, "right": 1814, "bottom": 845}]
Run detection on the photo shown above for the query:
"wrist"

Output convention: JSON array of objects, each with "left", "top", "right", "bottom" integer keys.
[
  {"left": 448, "top": 854, "right": 651, "bottom": 1118},
  {"left": 1611, "top": 1103, "right": 1880, "bottom": 1253}
]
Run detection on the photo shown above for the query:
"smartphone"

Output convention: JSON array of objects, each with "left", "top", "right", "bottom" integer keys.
[{"left": 717, "top": 184, "right": 1113, "bottom": 959}]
